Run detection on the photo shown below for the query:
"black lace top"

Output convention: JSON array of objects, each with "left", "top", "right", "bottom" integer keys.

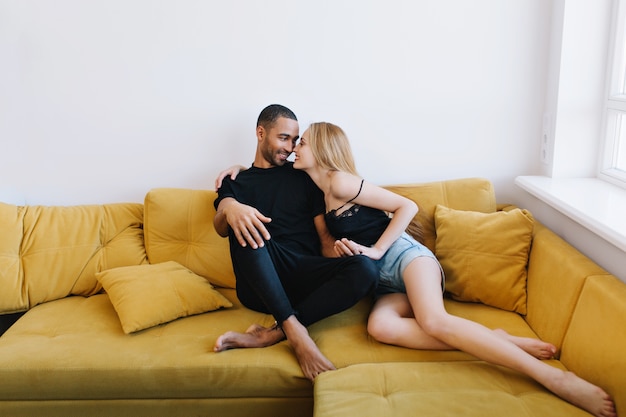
[{"left": 324, "top": 179, "right": 391, "bottom": 246}]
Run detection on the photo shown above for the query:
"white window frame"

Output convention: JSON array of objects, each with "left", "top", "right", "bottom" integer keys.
[{"left": 600, "top": 0, "right": 626, "bottom": 187}]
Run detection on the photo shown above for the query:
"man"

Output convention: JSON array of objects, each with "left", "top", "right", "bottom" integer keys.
[{"left": 213, "top": 104, "right": 378, "bottom": 381}]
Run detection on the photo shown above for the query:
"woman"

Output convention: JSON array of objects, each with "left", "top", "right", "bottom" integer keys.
[{"left": 291, "top": 121, "right": 616, "bottom": 417}]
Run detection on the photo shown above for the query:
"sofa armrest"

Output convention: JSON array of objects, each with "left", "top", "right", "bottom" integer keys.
[
  {"left": 561, "top": 275, "right": 625, "bottom": 413},
  {"left": 525, "top": 222, "right": 609, "bottom": 351}
]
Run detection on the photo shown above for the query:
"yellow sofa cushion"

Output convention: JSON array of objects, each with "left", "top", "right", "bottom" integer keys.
[
  {"left": 96, "top": 261, "right": 232, "bottom": 334},
  {"left": 384, "top": 178, "right": 497, "bottom": 252},
  {"left": 524, "top": 221, "right": 608, "bottom": 350},
  {"left": 143, "top": 180, "right": 496, "bottom": 289},
  {"left": 312, "top": 297, "right": 541, "bottom": 368},
  {"left": 144, "top": 188, "right": 236, "bottom": 288},
  {"left": 314, "top": 362, "right": 591, "bottom": 417},
  {"left": 0, "top": 292, "right": 310, "bottom": 403},
  {"left": 0, "top": 202, "right": 147, "bottom": 314},
  {"left": 0, "top": 203, "right": 25, "bottom": 313},
  {"left": 434, "top": 205, "right": 533, "bottom": 314},
  {"left": 560, "top": 275, "right": 625, "bottom": 413}
]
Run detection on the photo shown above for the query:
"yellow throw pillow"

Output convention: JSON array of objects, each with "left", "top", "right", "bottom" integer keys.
[
  {"left": 434, "top": 205, "right": 533, "bottom": 315},
  {"left": 96, "top": 261, "right": 232, "bottom": 334}
]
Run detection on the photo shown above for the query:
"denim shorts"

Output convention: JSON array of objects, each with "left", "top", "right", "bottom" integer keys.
[{"left": 374, "top": 232, "right": 445, "bottom": 296}]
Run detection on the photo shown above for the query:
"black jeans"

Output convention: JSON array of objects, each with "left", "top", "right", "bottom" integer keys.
[{"left": 229, "top": 238, "right": 379, "bottom": 326}]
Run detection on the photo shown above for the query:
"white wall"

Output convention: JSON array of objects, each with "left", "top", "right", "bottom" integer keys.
[{"left": 0, "top": 0, "right": 551, "bottom": 206}]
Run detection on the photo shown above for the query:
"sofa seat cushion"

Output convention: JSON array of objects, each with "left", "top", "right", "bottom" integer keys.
[
  {"left": 313, "top": 362, "right": 592, "bottom": 417},
  {"left": 0, "top": 292, "right": 310, "bottom": 401},
  {"left": 0, "top": 291, "right": 543, "bottom": 403}
]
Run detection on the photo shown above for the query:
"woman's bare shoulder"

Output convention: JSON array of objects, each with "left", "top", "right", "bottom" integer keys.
[{"left": 328, "top": 171, "right": 363, "bottom": 200}]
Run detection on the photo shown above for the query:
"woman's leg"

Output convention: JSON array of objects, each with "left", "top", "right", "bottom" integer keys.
[
  {"left": 368, "top": 293, "right": 556, "bottom": 359},
  {"left": 368, "top": 293, "right": 451, "bottom": 350},
  {"left": 395, "top": 257, "right": 616, "bottom": 417}
]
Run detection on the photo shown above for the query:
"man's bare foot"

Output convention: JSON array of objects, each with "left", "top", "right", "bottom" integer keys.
[
  {"left": 546, "top": 370, "right": 616, "bottom": 417},
  {"left": 213, "top": 323, "right": 284, "bottom": 352},
  {"left": 494, "top": 329, "right": 556, "bottom": 360},
  {"left": 281, "top": 316, "right": 336, "bottom": 381}
]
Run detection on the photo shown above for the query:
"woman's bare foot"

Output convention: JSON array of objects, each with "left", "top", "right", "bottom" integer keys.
[
  {"left": 494, "top": 329, "right": 556, "bottom": 360},
  {"left": 546, "top": 370, "right": 616, "bottom": 417},
  {"left": 213, "top": 323, "right": 284, "bottom": 352},
  {"left": 281, "top": 316, "right": 336, "bottom": 381}
]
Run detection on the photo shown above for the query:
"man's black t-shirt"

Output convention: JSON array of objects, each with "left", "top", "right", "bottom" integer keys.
[{"left": 214, "top": 163, "right": 325, "bottom": 256}]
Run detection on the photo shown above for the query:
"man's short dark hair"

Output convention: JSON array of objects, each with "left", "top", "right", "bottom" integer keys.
[{"left": 257, "top": 104, "right": 297, "bottom": 129}]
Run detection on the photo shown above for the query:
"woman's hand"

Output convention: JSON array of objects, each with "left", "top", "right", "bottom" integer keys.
[
  {"left": 214, "top": 165, "right": 247, "bottom": 190},
  {"left": 333, "top": 238, "right": 385, "bottom": 260}
]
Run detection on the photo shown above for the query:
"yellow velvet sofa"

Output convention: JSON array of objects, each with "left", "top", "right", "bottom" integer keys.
[{"left": 0, "top": 178, "right": 623, "bottom": 417}]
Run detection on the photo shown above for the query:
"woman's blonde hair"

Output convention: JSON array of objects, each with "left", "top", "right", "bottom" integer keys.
[
  {"left": 307, "top": 122, "right": 425, "bottom": 244},
  {"left": 306, "top": 122, "right": 359, "bottom": 176}
]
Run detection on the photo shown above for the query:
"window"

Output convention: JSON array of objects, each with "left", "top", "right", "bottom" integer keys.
[{"left": 601, "top": 0, "right": 626, "bottom": 186}]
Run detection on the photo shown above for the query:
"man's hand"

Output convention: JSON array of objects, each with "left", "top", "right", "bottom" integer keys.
[
  {"left": 334, "top": 238, "right": 385, "bottom": 260},
  {"left": 221, "top": 200, "right": 272, "bottom": 249},
  {"left": 214, "top": 165, "right": 247, "bottom": 190}
]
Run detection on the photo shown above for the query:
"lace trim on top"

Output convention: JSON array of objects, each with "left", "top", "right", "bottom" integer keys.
[
  {"left": 331, "top": 204, "right": 362, "bottom": 218},
  {"left": 327, "top": 179, "right": 364, "bottom": 218}
]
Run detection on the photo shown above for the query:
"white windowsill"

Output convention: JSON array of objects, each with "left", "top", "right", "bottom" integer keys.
[{"left": 515, "top": 176, "right": 626, "bottom": 252}]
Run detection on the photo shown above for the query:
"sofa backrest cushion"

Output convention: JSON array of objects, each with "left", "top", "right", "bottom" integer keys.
[
  {"left": 560, "top": 275, "right": 625, "bottom": 412},
  {"left": 0, "top": 203, "right": 24, "bottom": 313},
  {"left": 143, "top": 188, "right": 236, "bottom": 289},
  {"left": 385, "top": 178, "right": 497, "bottom": 252},
  {"left": 143, "top": 179, "right": 496, "bottom": 290},
  {"left": 0, "top": 202, "right": 147, "bottom": 314}
]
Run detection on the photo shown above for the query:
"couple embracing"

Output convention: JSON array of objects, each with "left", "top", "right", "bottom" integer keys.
[{"left": 211, "top": 104, "right": 615, "bottom": 417}]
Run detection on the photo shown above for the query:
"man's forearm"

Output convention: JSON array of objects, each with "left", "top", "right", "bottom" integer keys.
[{"left": 214, "top": 197, "right": 236, "bottom": 237}]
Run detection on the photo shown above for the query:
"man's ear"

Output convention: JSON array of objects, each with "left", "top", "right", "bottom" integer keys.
[{"left": 256, "top": 125, "right": 265, "bottom": 142}]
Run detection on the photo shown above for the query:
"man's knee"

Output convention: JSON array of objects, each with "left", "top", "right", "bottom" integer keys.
[{"left": 350, "top": 256, "right": 379, "bottom": 289}]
